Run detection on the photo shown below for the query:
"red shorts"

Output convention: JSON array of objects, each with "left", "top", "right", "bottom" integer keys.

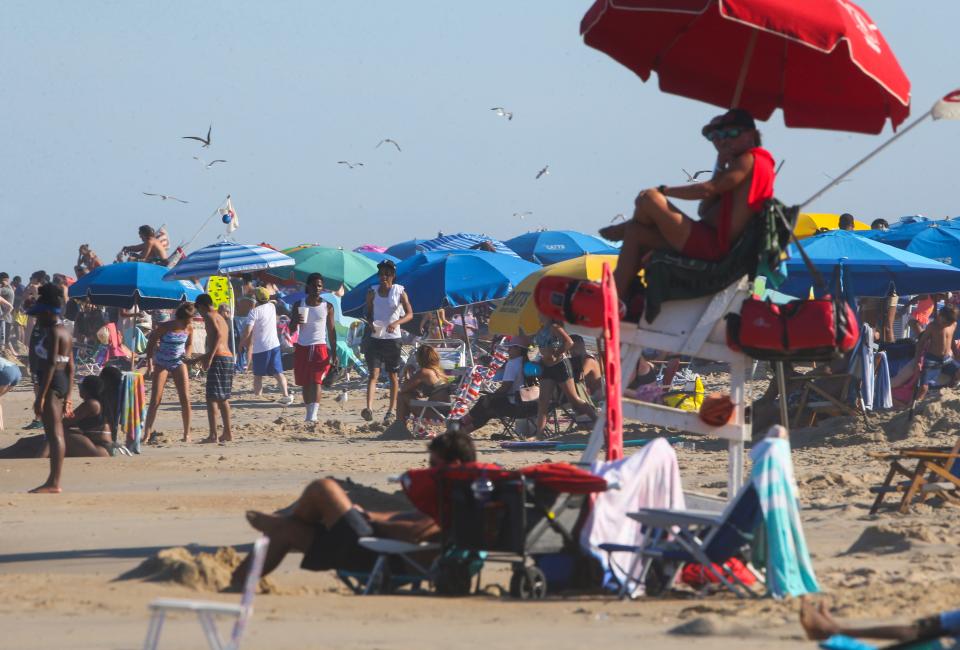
[
  {"left": 680, "top": 221, "right": 725, "bottom": 262},
  {"left": 294, "top": 344, "right": 331, "bottom": 386}
]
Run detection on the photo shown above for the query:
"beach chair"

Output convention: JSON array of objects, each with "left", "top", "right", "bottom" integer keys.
[
  {"left": 142, "top": 536, "right": 268, "bottom": 650},
  {"left": 790, "top": 371, "right": 869, "bottom": 428},
  {"left": 602, "top": 481, "right": 764, "bottom": 599},
  {"left": 336, "top": 537, "right": 441, "bottom": 595},
  {"left": 868, "top": 438, "right": 960, "bottom": 514}
]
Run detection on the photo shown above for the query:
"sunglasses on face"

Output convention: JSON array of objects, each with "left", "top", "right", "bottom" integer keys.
[{"left": 704, "top": 127, "right": 744, "bottom": 142}]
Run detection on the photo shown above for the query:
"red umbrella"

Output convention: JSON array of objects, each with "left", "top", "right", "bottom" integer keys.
[{"left": 581, "top": 0, "right": 911, "bottom": 134}]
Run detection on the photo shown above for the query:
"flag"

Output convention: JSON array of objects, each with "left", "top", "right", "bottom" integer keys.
[
  {"left": 932, "top": 89, "right": 960, "bottom": 121},
  {"left": 220, "top": 196, "right": 239, "bottom": 234}
]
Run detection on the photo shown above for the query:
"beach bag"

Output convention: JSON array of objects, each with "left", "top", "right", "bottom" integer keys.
[
  {"left": 726, "top": 295, "right": 858, "bottom": 362},
  {"left": 662, "top": 375, "right": 704, "bottom": 411},
  {"left": 680, "top": 557, "right": 756, "bottom": 589}
]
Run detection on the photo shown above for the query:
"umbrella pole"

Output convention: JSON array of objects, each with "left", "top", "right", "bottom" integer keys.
[
  {"left": 436, "top": 310, "right": 445, "bottom": 341},
  {"left": 776, "top": 361, "right": 789, "bottom": 430},
  {"left": 731, "top": 30, "right": 758, "bottom": 108},
  {"left": 460, "top": 306, "right": 475, "bottom": 366},
  {"left": 800, "top": 109, "right": 933, "bottom": 209},
  {"left": 131, "top": 295, "right": 138, "bottom": 372}
]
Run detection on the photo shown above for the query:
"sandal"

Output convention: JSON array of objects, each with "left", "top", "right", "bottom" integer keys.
[{"left": 360, "top": 408, "right": 373, "bottom": 422}]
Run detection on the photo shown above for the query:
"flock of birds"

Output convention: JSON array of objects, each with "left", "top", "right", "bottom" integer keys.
[{"left": 142, "top": 124, "right": 227, "bottom": 205}]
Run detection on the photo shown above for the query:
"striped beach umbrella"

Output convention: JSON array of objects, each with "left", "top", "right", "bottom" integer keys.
[
  {"left": 417, "top": 233, "right": 520, "bottom": 258},
  {"left": 163, "top": 241, "right": 294, "bottom": 280}
]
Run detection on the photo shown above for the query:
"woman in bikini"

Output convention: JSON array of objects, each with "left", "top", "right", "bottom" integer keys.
[
  {"left": 144, "top": 302, "right": 195, "bottom": 442},
  {"left": 0, "top": 374, "right": 111, "bottom": 459},
  {"left": 26, "top": 283, "right": 73, "bottom": 493},
  {"left": 532, "top": 319, "right": 596, "bottom": 439},
  {"left": 396, "top": 344, "right": 451, "bottom": 426}
]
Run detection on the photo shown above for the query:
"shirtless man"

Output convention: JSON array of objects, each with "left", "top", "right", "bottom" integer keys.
[
  {"left": 119, "top": 225, "right": 168, "bottom": 264},
  {"left": 231, "top": 430, "right": 476, "bottom": 586},
  {"left": 599, "top": 109, "right": 776, "bottom": 297},
  {"left": 917, "top": 303, "right": 959, "bottom": 393},
  {"left": 192, "top": 294, "right": 235, "bottom": 443}
]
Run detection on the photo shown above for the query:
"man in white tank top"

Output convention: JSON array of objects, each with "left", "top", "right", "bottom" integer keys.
[
  {"left": 290, "top": 274, "right": 337, "bottom": 422},
  {"left": 361, "top": 260, "right": 412, "bottom": 424}
]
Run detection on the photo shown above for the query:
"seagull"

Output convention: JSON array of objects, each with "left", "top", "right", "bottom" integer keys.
[
  {"left": 610, "top": 213, "right": 625, "bottom": 223},
  {"left": 513, "top": 211, "right": 533, "bottom": 220},
  {"left": 376, "top": 138, "right": 402, "bottom": 152},
  {"left": 822, "top": 172, "right": 853, "bottom": 185},
  {"left": 682, "top": 168, "right": 712, "bottom": 182},
  {"left": 181, "top": 124, "right": 212, "bottom": 148},
  {"left": 491, "top": 107, "right": 513, "bottom": 121},
  {"left": 337, "top": 161, "right": 364, "bottom": 169},
  {"left": 335, "top": 389, "right": 349, "bottom": 409},
  {"left": 193, "top": 156, "right": 227, "bottom": 169},
  {"left": 535, "top": 165, "right": 550, "bottom": 180},
  {"left": 143, "top": 192, "right": 188, "bottom": 204}
]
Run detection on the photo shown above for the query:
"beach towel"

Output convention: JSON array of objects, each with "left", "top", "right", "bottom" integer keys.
[
  {"left": 580, "top": 438, "right": 684, "bottom": 591},
  {"left": 874, "top": 351, "right": 893, "bottom": 410},
  {"left": 118, "top": 371, "right": 147, "bottom": 453},
  {"left": 750, "top": 436, "right": 819, "bottom": 598}
]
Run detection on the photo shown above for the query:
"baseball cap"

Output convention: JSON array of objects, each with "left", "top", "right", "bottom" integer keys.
[
  {"left": 702, "top": 108, "right": 756, "bottom": 136},
  {"left": 255, "top": 287, "right": 271, "bottom": 302}
]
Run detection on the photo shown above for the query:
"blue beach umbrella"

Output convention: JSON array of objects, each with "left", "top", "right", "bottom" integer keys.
[
  {"left": 163, "top": 241, "right": 294, "bottom": 280},
  {"left": 384, "top": 239, "right": 429, "bottom": 260},
  {"left": 906, "top": 226, "right": 960, "bottom": 268},
  {"left": 69, "top": 262, "right": 202, "bottom": 309},
  {"left": 780, "top": 230, "right": 960, "bottom": 298},
  {"left": 505, "top": 230, "right": 619, "bottom": 265},
  {"left": 416, "top": 233, "right": 521, "bottom": 258},
  {"left": 341, "top": 250, "right": 540, "bottom": 316},
  {"left": 356, "top": 250, "right": 401, "bottom": 265}
]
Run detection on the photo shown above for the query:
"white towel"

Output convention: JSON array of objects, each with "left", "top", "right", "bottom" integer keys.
[{"left": 581, "top": 438, "right": 685, "bottom": 589}]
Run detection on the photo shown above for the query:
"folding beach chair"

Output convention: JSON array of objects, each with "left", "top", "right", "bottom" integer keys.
[
  {"left": 336, "top": 537, "right": 441, "bottom": 595},
  {"left": 869, "top": 437, "right": 960, "bottom": 514},
  {"left": 601, "top": 481, "right": 764, "bottom": 599},
  {"left": 142, "top": 536, "right": 268, "bottom": 650}
]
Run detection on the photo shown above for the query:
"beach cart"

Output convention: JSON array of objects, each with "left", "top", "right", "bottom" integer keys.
[{"left": 402, "top": 462, "right": 607, "bottom": 598}]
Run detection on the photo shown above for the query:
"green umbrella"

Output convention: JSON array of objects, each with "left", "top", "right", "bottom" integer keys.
[{"left": 281, "top": 246, "right": 379, "bottom": 291}]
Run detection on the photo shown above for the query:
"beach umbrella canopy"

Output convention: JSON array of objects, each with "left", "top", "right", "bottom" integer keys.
[
  {"left": 69, "top": 262, "right": 202, "bottom": 309},
  {"left": 273, "top": 246, "right": 378, "bottom": 291},
  {"left": 416, "top": 233, "right": 521, "bottom": 258},
  {"left": 859, "top": 220, "right": 957, "bottom": 249},
  {"left": 793, "top": 213, "right": 869, "bottom": 240},
  {"left": 906, "top": 226, "right": 960, "bottom": 269},
  {"left": 489, "top": 255, "right": 620, "bottom": 336},
  {"left": 504, "top": 230, "right": 620, "bottom": 265},
  {"left": 581, "top": 0, "right": 911, "bottom": 134},
  {"left": 357, "top": 250, "right": 401, "bottom": 265},
  {"left": 384, "top": 238, "right": 430, "bottom": 260},
  {"left": 780, "top": 231, "right": 960, "bottom": 298},
  {"left": 164, "top": 241, "right": 294, "bottom": 280},
  {"left": 341, "top": 250, "right": 540, "bottom": 316},
  {"left": 354, "top": 244, "right": 387, "bottom": 254}
]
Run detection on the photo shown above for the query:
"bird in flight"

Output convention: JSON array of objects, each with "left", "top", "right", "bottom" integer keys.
[
  {"left": 143, "top": 192, "right": 188, "bottom": 204},
  {"left": 513, "top": 211, "right": 533, "bottom": 220},
  {"left": 182, "top": 124, "right": 212, "bottom": 148},
  {"left": 491, "top": 107, "right": 513, "bottom": 121},
  {"left": 535, "top": 165, "right": 550, "bottom": 180},
  {"left": 193, "top": 156, "right": 227, "bottom": 169},
  {"left": 610, "top": 213, "right": 625, "bottom": 223},
  {"left": 376, "top": 138, "right": 402, "bottom": 152},
  {"left": 681, "top": 168, "right": 712, "bottom": 182},
  {"left": 338, "top": 161, "right": 364, "bottom": 169}
]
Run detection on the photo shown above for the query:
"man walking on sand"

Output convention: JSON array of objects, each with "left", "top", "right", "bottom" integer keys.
[
  {"left": 193, "top": 294, "right": 235, "bottom": 443},
  {"left": 243, "top": 287, "right": 294, "bottom": 404}
]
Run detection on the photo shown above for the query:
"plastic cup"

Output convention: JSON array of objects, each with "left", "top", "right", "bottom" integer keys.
[
  {"left": 299, "top": 305, "right": 309, "bottom": 323},
  {"left": 372, "top": 320, "right": 387, "bottom": 337}
]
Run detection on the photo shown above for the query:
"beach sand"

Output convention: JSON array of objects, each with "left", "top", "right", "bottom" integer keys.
[{"left": 2, "top": 368, "right": 960, "bottom": 649}]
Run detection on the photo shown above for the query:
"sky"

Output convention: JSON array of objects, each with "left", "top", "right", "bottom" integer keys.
[{"left": 1, "top": 1, "right": 959, "bottom": 277}]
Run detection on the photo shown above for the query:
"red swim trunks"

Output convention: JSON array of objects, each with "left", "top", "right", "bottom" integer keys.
[
  {"left": 681, "top": 221, "right": 725, "bottom": 261},
  {"left": 294, "top": 343, "right": 331, "bottom": 386}
]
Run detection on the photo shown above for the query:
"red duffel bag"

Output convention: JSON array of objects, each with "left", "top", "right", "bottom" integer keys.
[{"left": 725, "top": 295, "right": 859, "bottom": 362}]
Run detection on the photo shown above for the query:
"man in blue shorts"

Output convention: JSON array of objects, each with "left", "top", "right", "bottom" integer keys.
[{"left": 242, "top": 288, "right": 293, "bottom": 404}]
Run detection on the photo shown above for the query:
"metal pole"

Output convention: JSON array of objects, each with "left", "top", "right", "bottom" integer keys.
[
  {"left": 460, "top": 305, "right": 475, "bottom": 366},
  {"left": 776, "top": 361, "right": 789, "bottom": 430},
  {"left": 800, "top": 110, "right": 933, "bottom": 210}
]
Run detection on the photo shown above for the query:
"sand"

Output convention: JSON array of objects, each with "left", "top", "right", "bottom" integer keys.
[{"left": 2, "top": 368, "right": 960, "bottom": 649}]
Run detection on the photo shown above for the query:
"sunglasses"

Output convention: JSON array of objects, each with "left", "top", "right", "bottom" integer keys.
[{"left": 704, "top": 127, "right": 745, "bottom": 142}]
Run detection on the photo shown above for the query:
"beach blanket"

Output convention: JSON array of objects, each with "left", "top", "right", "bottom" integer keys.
[
  {"left": 581, "top": 438, "right": 684, "bottom": 591},
  {"left": 118, "top": 371, "right": 147, "bottom": 453},
  {"left": 750, "top": 437, "right": 819, "bottom": 598}
]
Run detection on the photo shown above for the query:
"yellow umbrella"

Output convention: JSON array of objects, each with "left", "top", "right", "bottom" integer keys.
[
  {"left": 488, "top": 254, "right": 620, "bottom": 336},
  {"left": 794, "top": 213, "right": 869, "bottom": 239}
]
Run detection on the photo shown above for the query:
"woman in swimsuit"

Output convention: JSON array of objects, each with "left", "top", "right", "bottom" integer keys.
[
  {"left": 532, "top": 319, "right": 596, "bottom": 440},
  {"left": 26, "top": 283, "right": 73, "bottom": 493},
  {"left": 144, "top": 302, "right": 195, "bottom": 442},
  {"left": 0, "top": 374, "right": 111, "bottom": 459},
  {"left": 396, "top": 345, "right": 451, "bottom": 427}
]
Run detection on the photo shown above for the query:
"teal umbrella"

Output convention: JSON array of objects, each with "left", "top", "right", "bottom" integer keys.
[{"left": 279, "top": 246, "right": 379, "bottom": 291}]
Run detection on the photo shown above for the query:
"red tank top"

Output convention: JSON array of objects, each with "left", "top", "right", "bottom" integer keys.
[{"left": 716, "top": 146, "right": 776, "bottom": 255}]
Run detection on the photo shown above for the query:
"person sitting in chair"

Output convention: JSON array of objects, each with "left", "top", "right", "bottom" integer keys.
[
  {"left": 599, "top": 109, "right": 776, "bottom": 297},
  {"left": 455, "top": 336, "right": 537, "bottom": 434},
  {"left": 396, "top": 344, "right": 452, "bottom": 427},
  {"left": 230, "top": 431, "right": 476, "bottom": 586}
]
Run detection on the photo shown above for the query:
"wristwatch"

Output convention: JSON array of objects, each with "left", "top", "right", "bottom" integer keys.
[{"left": 657, "top": 184, "right": 668, "bottom": 195}]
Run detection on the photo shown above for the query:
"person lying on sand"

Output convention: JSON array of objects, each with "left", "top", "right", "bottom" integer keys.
[
  {"left": 598, "top": 108, "right": 775, "bottom": 298},
  {"left": 230, "top": 430, "right": 475, "bottom": 587},
  {"left": 801, "top": 598, "right": 960, "bottom": 645}
]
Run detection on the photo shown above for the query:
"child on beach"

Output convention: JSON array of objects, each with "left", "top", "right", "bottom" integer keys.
[
  {"left": 193, "top": 294, "right": 235, "bottom": 443},
  {"left": 144, "top": 302, "right": 194, "bottom": 442}
]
